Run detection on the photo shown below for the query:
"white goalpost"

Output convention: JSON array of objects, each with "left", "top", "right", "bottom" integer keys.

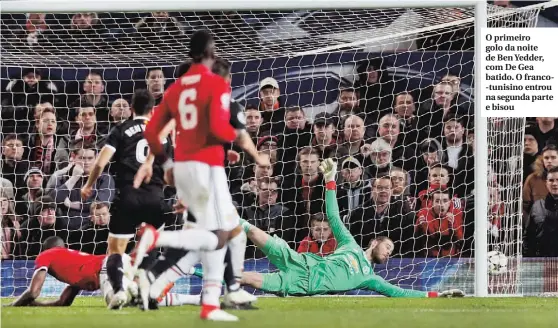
[{"left": 1, "top": 0, "right": 557, "bottom": 299}]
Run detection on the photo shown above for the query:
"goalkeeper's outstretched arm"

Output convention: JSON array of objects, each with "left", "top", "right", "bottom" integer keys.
[
  {"left": 320, "top": 159, "right": 357, "bottom": 247},
  {"left": 362, "top": 275, "right": 465, "bottom": 298}
]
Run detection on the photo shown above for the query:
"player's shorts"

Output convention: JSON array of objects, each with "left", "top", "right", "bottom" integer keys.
[
  {"left": 109, "top": 184, "right": 175, "bottom": 239},
  {"left": 259, "top": 235, "right": 310, "bottom": 297},
  {"left": 173, "top": 161, "right": 239, "bottom": 232},
  {"left": 99, "top": 253, "right": 134, "bottom": 304}
]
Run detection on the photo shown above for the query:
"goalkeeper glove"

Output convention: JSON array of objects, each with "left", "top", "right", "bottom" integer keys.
[
  {"left": 438, "top": 289, "right": 465, "bottom": 298},
  {"left": 319, "top": 158, "right": 337, "bottom": 183}
]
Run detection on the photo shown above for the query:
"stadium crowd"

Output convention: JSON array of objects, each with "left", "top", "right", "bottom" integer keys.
[{"left": 2, "top": 9, "right": 558, "bottom": 263}]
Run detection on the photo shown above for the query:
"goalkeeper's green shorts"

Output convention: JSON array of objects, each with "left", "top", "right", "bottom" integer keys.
[{"left": 260, "top": 235, "right": 310, "bottom": 297}]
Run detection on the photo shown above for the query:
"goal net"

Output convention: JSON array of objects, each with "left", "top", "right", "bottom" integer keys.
[{"left": 0, "top": 3, "right": 553, "bottom": 299}]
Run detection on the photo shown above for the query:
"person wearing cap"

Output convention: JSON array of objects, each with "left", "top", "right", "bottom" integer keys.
[
  {"left": 2, "top": 67, "right": 58, "bottom": 108},
  {"left": 360, "top": 138, "right": 393, "bottom": 180},
  {"left": 258, "top": 77, "right": 285, "bottom": 135},
  {"left": 312, "top": 112, "right": 338, "bottom": 159},
  {"left": 346, "top": 175, "right": 415, "bottom": 255},
  {"left": 15, "top": 167, "right": 45, "bottom": 217},
  {"left": 337, "top": 156, "right": 371, "bottom": 218},
  {"left": 414, "top": 138, "right": 445, "bottom": 196},
  {"left": 523, "top": 124, "right": 539, "bottom": 183},
  {"left": 18, "top": 195, "right": 70, "bottom": 258}
]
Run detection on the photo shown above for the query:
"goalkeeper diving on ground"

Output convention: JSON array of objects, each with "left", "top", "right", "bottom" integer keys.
[{"left": 140, "top": 158, "right": 465, "bottom": 298}]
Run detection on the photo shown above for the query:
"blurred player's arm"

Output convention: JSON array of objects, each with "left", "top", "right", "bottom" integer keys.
[
  {"left": 209, "top": 79, "right": 237, "bottom": 143},
  {"left": 320, "top": 159, "right": 357, "bottom": 247},
  {"left": 9, "top": 270, "right": 80, "bottom": 306}
]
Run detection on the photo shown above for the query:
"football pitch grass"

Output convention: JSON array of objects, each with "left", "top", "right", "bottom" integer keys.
[{"left": 2, "top": 297, "right": 558, "bottom": 328}]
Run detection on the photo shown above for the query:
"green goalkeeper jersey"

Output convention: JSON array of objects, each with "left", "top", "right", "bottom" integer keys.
[{"left": 301, "top": 188, "right": 427, "bottom": 297}]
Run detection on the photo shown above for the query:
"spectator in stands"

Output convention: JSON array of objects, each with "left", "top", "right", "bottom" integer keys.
[
  {"left": 109, "top": 98, "right": 131, "bottom": 125},
  {"left": 441, "top": 74, "right": 473, "bottom": 118},
  {"left": 17, "top": 195, "right": 70, "bottom": 258},
  {"left": 237, "top": 152, "right": 274, "bottom": 206},
  {"left": 297, "top": 213, "right": 337, "bottom": 257},
  {"left": 360, "top": 138, "right": 393, "bottom": 180},
  {"left": 417, "top": 163, "right": 455, "bottom": 210},
  {"left": 337, "top": 156, "right": 371, "bottom": 218},
  {"left": 375, "top": 113, "right": 416, "bottom": 171},
  {"left": 356, "top": 57, "right": 395, "bottom": 121},
  {"left": 1, "top": 179, "right": 15, "bottom": 202},
  {"left": 311, "top": 112, "right": 338, "bottom": 159},
  {"left": 16, "top": 168, "right": 45, "bottom": 217},
  {"left": 74, "top": 201, "right": 110, "bottom": 255},
  {"left": 414, "top": 138, "right": 445, "bottom": 196},
  {"left": 441, "top": 113, "right": 474, "bottom": 197},
  {"left": 417, "top": 81, "right": 459, "bottom": 140},
  {"left": 24, "top": 14, "right": 48, "bottom": 46},
  {"left": 240, "top": 179, "right": 297, "bottom": 257},
  {"left": 135, "top": 12, "right": 183, "bottom": 47},
  {"left": 1, "top": 189, "right": 21, "bottom": 259},
  {"left": 279, "top": 107, "right": 313, "bottom": 177},
  {"left": 1, "top": 68, "right": 58, "bottom": 108},
  {"left": 527, "top": 166, "right": 558, "bottom": 256},
  {"left": 69, "top": 71, "right": 110, "bottom": 123},
  {"left": 255, "top": 136, "right": 283, "bottom": 178},
  {"left": 390, "top": 167, "right": 413, "bottom": 205},
  {"left": 49, "top": 142, "right": 115, "bottom": 230},
  {"left": 245, "top": 106, "right": 263, "bottom": 142},
  {"left": 415, "top": 187, "right": 464, "bottom": 258},
  {"left": 58, "top": 107, "right": 109, "bottom": 164},
  {"left": 1, "top": 134, "right": 29, "bottom": 201},
  {"left": 338, "top": 115, "right": 367, "bottom": 159},
  {"left": 347, "top": 176, "right": 415, "bottom": 256},
  {"left": 393, "top": 92, "right": 419, "bottom": 151},
  {"left": 281, "top": 147, "right": 325, "bottom": 218},
  {"left": 145, "top": 67, "right": 166, "bottom": 105},
  {"left": 534, "top": 117, "right": 558, "bottom": 150},
  {"left": 330, "top": 87, "right": 361, "bottom": 133},
  {"left": 23, "top": 106, "right": 68, "bottom": 176},
  {"left": 523, "top": 124, "right": 539, "bottom": 183},
  {"left": 258, "top": 77, "right": 284, "bottom": 134},
  {"left": 523, "top": 144, "right": 558, "bottom": 221}
]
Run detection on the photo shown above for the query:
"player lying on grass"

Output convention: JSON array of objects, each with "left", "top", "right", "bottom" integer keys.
[
  {"left": 7, "top": 236, "right": 200, "bottom": 308},
  {"left": 235, "top": 159, "right": 465, "bottom": 297}
]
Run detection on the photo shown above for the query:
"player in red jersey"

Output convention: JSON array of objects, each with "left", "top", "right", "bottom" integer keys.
[
  {"left": 7, "top": 236, "right": 200, "bottom": 308},
  {"left": 135, "top": 30, "right": 263, "bottom": 321}
]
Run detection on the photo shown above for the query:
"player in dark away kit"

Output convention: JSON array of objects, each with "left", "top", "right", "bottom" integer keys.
[{"left": 81, "top": 89, "right": 174, "bottom": 309}]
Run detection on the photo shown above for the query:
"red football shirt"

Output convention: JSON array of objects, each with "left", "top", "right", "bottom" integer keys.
[
  {"left": 34, "top": 247, "right": 105, "bottom": 291},
  {"left": 144, "top": 63, "right": 237, "bottom": 166}
]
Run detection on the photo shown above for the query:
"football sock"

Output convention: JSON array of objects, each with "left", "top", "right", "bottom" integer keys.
[
  {"left": 223, "top": 248, "right": 239, "bottom": 292},
  {"left": 149, "top": 248, "right": 189, "bottom": 278},
  {"left": 138, "top": 249, "right": 159, "bottom": 270},
  {"left": 158, "top": 293, "right": 201, "bottom": 307},
  {"left": 156, "top": 229, "right": 218, "bottom": 251},
  {"left": 106, "top": 254, "right": 124, "bottom": 292},
  {"left": 201, "top": 247, "right": 228, "bottom": 307},
  {"left": 227, "top": 230, "right": 247, "bottom": 289},
  {"left": 149, "top": 251, "right": 201, "bottom": 300}
]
